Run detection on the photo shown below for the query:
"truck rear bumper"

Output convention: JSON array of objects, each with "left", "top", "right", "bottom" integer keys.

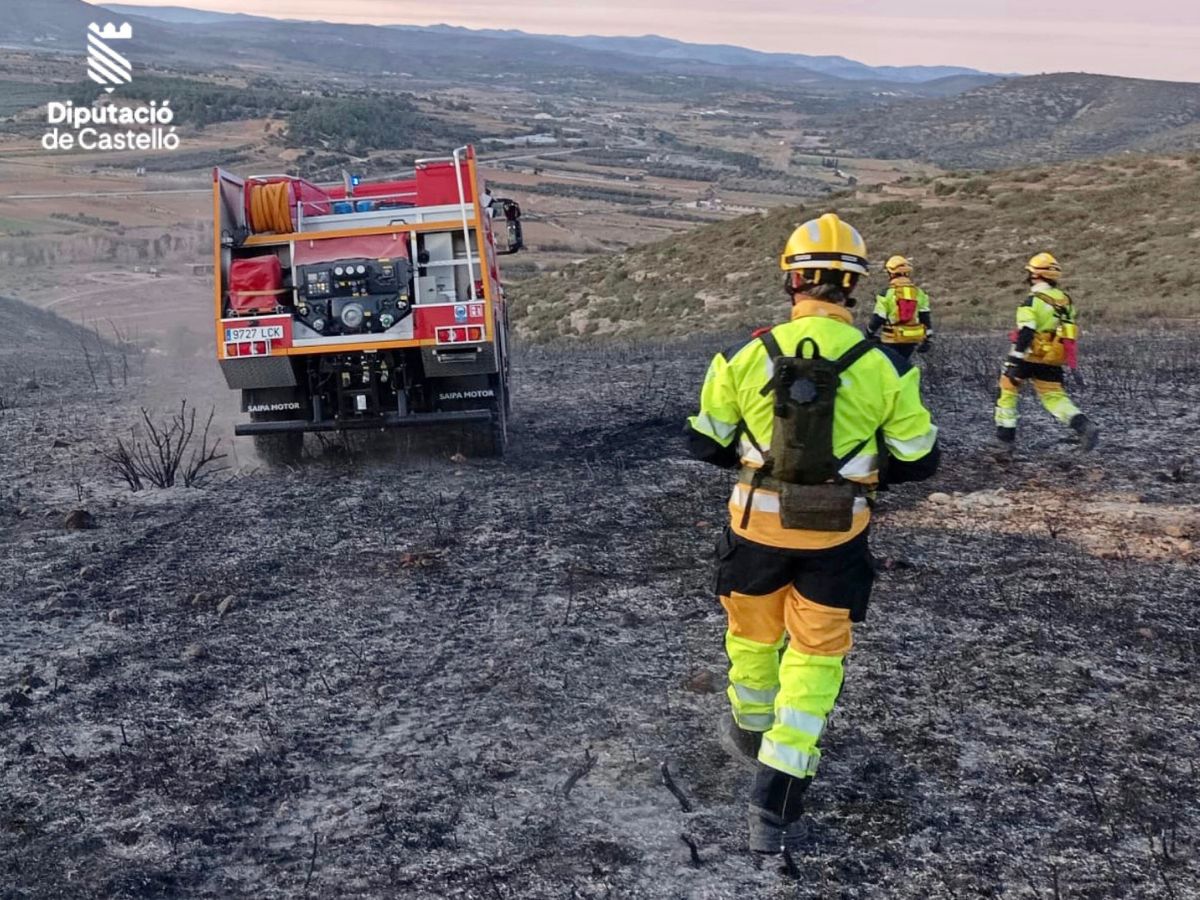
[{"left": 235, "top": 409, "right": 493, "bottom": 436}]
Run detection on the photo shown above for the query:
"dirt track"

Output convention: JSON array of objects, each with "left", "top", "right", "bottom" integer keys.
[{"left": 2, "top": 321, "right": 1199, "bottom": 898}]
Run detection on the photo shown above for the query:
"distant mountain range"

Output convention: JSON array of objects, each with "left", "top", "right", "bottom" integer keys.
[
  {"left": 395, "top": 27, "right": 987, "bottom": 85},
  {"left": 8, "top": 0, "right": 1200, "bottom": 170},
  {"left": 90, "top": 1, "right": 988, "bottom": 88},
  {"left": 102, "top": 2, "right": 271, "bottom": 24}
]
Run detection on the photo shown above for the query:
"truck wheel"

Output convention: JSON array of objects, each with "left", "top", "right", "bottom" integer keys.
[
  {"left": 250, "top": 412, "right": 304, "bottom": 466},
  {"left": 254, "top": 432, "right": 304, "bottom": 466},
  {"left": 464, "top": 374, "right": 508, "bottom": 458}
]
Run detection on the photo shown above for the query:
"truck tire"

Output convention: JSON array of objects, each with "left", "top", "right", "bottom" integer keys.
[
  {"left": 250, "top": 411, "right": 304, "bottom": 466},
  {"left": 463, "top": 373, "right": 508, "bottom": 458},
  {"left": 501, "top": 309, "right": 513, "bottom": 417}
]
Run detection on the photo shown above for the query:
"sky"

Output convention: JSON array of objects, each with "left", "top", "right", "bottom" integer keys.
[{"left": 101, "top": 0, "right": 1200, "bottom": 82}]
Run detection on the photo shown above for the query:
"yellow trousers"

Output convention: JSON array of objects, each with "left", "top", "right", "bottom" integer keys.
[
  {"left": 717, "top": 530, "right": 871, "bottom": 780},
  {"left": 994, "top": 374, "right": 1080, "bottom": 430}
]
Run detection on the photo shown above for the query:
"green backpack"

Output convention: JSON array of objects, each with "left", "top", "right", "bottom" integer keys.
[{"left": 740, "top": 332, "right": 878, "bottom": 532}]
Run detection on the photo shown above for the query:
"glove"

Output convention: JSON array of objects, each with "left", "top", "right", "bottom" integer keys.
[
  {"left": 864, "top": 329, "right": 881, "bottom": 344},
  {"left": 917, "top": 337, "right": 932, "bottom": 354}
]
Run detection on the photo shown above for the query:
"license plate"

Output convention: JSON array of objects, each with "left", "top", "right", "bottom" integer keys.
[{"left": 225, "top": 325, "right": 284, "bottom": 343}]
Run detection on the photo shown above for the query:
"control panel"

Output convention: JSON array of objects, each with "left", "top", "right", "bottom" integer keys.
[{"left": 295, "top": 257, "right": 413, "bottom": 336}]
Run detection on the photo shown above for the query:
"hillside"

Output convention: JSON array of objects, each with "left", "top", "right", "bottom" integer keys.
[
  {"left": 510, "top": 155, "right": 1200, "bottom": 340},
  {"left": 835, "top": 73, "right": 1200, "bottom": 167}
]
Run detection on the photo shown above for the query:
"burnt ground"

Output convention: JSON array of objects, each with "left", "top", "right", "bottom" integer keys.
[{"left": 2, "top": 317, "right": 1199, "bottom": 899}]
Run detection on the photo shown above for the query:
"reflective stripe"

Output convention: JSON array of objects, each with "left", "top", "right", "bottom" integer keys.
[
  {"left": 731, "top": 484, "right": 779, "bottom": 513},
  {"left": 734, "top": 712, "right": 775, "bottom": 731},
  {"left": 884, "top": 426, "right": 938, "bottom": 460},
  {"left": 731, "top": 484, "right": 867, "bottom": 516},
  {"left": 838, "top": 453, "right": 878, "bottom": 479},
  {"left": 693, "top": 412, "right": 738, "bottom": 443},
  {"left": 995, "top": 406, "right": 1018, "bottom": 428},
  {"left": 738, "top": 439, "right": 765, "bottom": 466},
  {"left": 732, "top": 683, "right": 778, "bottom": 706},
  {"left": 737, "top": 450, "right": 882, "bottom": 479},
  {"left": 777, "top": 707, "right": 825, "bottom": 737},
  {"left": 759, "top": 737, "right": 819, "bottom": 777}
]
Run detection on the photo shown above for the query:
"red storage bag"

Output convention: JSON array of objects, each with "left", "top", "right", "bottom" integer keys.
[{"left": 228, "top": 256, "right": 285, "bottom": 315}]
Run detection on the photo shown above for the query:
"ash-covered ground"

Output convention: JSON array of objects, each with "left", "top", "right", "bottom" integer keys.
[{"left": 2, "top": 304, "right": 1199, "bottom": 899}]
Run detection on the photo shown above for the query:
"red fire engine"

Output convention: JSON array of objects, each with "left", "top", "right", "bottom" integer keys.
[{"left": 212, "top": 145, "right": 523, "bottom": 461}]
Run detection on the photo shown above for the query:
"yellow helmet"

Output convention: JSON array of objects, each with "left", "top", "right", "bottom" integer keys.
[
  {"left": 885, "top": 255, "right": 913, "bottom": 277},
  {"left": 780, "top": 213, "right": 869, "bottom": 280},
  {"left": 1026, "top": 252, "right": 1062, "bottom": 282}
]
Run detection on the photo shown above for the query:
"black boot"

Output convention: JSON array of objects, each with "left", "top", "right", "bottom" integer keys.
[
  {"left": 747, "top": 765, "right": 811, "bottom": 854},
  {"left": 718, "top": 716, "right": 763, "bottom": 770},
  {"left": 993, "top": 426, "right": 1015, "bottom": 459},
  {"left": 747, "top": 806, "right": 807, "bottom": 854},
  {"left": 1070, "top": 414, "right": 1100, "bottom": 452}
]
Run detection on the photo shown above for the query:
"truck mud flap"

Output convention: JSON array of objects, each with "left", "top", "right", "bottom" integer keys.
[
  {"left": 234, "top": 409, "right": 493, "bottom": 436},
  {"left": 220, "top": 356, "right": 299, "bottom": 390}
]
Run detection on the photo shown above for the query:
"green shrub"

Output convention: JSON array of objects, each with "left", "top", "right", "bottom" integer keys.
[{"left": 871, "top": 200, "right": 921, "bottom": 220}]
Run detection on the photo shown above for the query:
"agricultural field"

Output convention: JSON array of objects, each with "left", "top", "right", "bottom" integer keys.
[
  {"left": 1, "top": 300, "right": 1198, "bottom": 898},
  {"left": 0, "top": 53, "right": 932, "bottom": 338}
]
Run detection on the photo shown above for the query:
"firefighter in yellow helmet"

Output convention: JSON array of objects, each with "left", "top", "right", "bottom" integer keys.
[
  {"left": 994, "top": 252, "right": 1099, "bottom": 456},
  {"left": 685, "top": 213, "right": 940, "bottom": 854},
  {"left": 865, "top": 255, "right": 933, "bottom": 359}
]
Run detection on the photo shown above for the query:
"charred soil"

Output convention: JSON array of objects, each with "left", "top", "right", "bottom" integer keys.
[{"left": 1, "top": 327, "right": 1199, "bottom": 898}]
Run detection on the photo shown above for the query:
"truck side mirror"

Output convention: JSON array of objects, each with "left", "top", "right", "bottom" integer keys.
[{"left": 490, "top": 198, "right": 524, "bottom": 255}]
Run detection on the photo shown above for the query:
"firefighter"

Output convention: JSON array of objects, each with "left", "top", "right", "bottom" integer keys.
[
  {"left": 865, "top": 255, "right": 933, "bottom": 358},
  {"left": 994, "top": 252, "right": 1099, "bottom": 456},
  {"left": 685, "top": 213, "right": 940, "bottom": 854}
]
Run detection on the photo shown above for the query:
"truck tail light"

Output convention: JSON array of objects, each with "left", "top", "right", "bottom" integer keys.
[{"left": 437, "top": 326, "right": 485, "bottom": 345}]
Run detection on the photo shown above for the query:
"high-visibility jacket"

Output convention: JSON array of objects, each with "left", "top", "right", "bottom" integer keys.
[
  {"left": 1013, "top": 282, "right": 1078, "bottom": 367},
  {"left": 872, "top": 278, "right": 931, "bottom": 344},
  {"left": 687, "top": 299, "right": 939, "bottom": 551}
]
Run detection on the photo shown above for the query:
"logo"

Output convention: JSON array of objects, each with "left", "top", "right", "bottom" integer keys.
[
  {"left": 42, "top": 22, "right": 181, "bottom": 154},
  {"left": 87, "top": 22, "right": 133, "bottom": 94},
  {"left": 247, "top": 402, "right": 303, "bottom": 413},
  {"left": 454, "top": 304, "right": 468, "bottom": 324},
  {"left": 437, "top": 390, "right": 496, "bottom": 401}
]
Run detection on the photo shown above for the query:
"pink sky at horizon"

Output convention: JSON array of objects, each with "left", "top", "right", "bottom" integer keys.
[{"left": 97, "top": 0, "right": 1200, "bottom": 83}]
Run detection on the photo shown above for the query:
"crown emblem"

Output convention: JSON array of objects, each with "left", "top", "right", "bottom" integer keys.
[{"left": 89, "top": 22, "right": 133, "bottom": 40}]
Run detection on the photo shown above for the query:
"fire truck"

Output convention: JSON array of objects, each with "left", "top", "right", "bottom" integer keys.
[{"left": 211, "top": 145, "right": 523, "bottom": 462}]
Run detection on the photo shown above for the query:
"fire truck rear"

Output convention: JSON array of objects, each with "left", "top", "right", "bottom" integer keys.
[{"left": 212, "top": 145, "right": 523, "bottom": 462}]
